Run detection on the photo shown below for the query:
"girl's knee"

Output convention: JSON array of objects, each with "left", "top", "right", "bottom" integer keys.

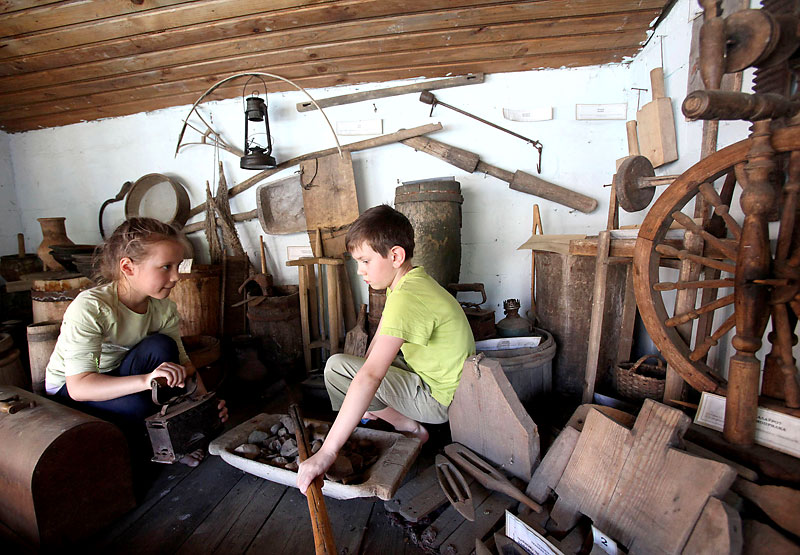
[{"left": 139, "top": 333, "right": 179, "bottom": 361}]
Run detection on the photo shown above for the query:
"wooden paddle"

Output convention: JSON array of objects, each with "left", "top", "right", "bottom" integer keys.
[{"left": 343, "top": 304, "right": 368, "bottom": 357}]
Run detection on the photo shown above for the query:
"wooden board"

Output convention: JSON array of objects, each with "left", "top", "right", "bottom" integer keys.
[
  {"left": 383, "top": 464, "right": 448, "bottom": 523},
  {"left": 525, "top": 426, "right": 580, "bottom": 504},
  {"left": 553, "top": 400, "right": 737, "bottom": 553},
  {"left": 732, "top": 479, "right": 800, "bottom": 537},
  {"left": 682, "top": 497, "right": 742, "bottom": 555},
  {"left": 636, "top": 68, "right": 677, "bottom": 168},
  {"left": 742, "top": 520, "right": 800, "bottom": 555},
  {"left": 449, "top": 354, "right": 539, "bottom": 481}
]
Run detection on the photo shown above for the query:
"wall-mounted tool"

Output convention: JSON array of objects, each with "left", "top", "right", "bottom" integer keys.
[{"left": 419, "top": 91, "right": 544, "bottom": 173}]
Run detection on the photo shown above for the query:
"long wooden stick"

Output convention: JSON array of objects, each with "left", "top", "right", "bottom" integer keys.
[{"left": 289, "top": 404, "right": 336, "bottom": 555}]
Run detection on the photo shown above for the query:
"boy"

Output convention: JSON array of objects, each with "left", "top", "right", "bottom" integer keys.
[{"left": 296, "top": 205, "right": 475, "bottom": 494}]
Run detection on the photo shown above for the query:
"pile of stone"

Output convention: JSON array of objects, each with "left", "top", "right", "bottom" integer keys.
[{"left": 233, "top": 414, "right": 380, "bottom": 483}]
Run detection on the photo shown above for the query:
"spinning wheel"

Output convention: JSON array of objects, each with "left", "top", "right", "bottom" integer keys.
[
  {"left": 634, "top": 123, "right": 800, "bottom": 403},
  {"left": 631, "top": 0, "right": 800, "bottom": 446}
]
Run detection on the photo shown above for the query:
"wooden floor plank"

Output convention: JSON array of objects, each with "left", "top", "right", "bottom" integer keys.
[
  {"left": 106, "top": 455, "right": 244, "bottom": 555},
  {"left": 175, "top": 474, "right": 286, "bottom": 555},
  {"left": 210, "top": 479, "right": 289, "bottom": 554},
  {"left": 361, "top": 500, "right": 428, "bottom": 555},
  {"left": 327, "top": 496, "right": 374, "bottom": 555},
  {"left": 89, "top": 460, "right": 195, "bottom": 548},
  {"left": 245, "top": 488, "right": 316, "bottom": 555}
]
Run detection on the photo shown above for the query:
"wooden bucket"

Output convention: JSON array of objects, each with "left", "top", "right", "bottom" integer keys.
[
  {"left": 30, "top": 273, "right": 92, "bottom": 323},
  {"left": 171, "top": 265, "right": 221, "bottom": 337},
  {"left": 26, "top": 320, "right": 61, "bottom": 395},
  {"left": 246, "top": 285, "right": 303, "bottom": 369}
]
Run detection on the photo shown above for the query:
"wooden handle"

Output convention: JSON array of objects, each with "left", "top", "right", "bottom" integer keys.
[
  {"left": 259, "top": 236, "right": 267, "bottom": 275},
  {"left": 17, "top": 233, "right": 25, "bottom": 257},
  {"left": 509, "top": 170, "right": 598, "bottom": 214},
  {"left": 650, "top": 67, "right": 666, "bottom": 100},
  {"left": 444, "top": 443, "right": 542, "bottom": 513},
  {"left": 289, "top": 405, "right": 336, "bottom": 555},
  {"left": 626, "top": 121, "right": 640, "bottom": 156},
  {"left": 356, "top": 304, "right": 366, "bottom": 327}
]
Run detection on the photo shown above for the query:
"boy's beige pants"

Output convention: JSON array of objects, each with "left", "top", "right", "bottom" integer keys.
[{"left": 323, "top": 353, "right": 449, "bottom": 424}]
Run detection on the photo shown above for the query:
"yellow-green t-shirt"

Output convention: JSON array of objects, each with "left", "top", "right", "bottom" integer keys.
[
  {"left": 45, "top": 282, "right": 189, "bottom": 394},
  {"left": 380, "top": 266, "right": 475, "bottom": 406}
]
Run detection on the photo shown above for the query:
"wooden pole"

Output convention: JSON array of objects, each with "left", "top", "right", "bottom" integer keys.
[
  {"left": 289, "top": 404, "right": 336, "bottom": 555},
  {"left": 583, "top": 230, "right": 612, "bottom": 403},
  {"left": 530, "top": 205, "right": 543, "bottom": 321}
]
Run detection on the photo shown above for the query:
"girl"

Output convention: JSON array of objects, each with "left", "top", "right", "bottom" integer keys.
[{"left": 45, "top": 217, "right": 227, "bottom": 466}]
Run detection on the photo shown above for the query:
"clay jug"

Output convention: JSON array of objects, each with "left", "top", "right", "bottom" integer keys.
[{"left": 37, "top": 217, "right": 74, "bottom": 271}]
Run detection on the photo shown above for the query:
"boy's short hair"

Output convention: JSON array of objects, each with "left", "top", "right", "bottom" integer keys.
[{"left": 346, "top": 204, "right": 415, "bottom": 258}]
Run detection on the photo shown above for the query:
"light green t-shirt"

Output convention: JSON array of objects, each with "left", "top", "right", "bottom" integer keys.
[
  {"left": 45, "top": 282, "right": 189, "bottom": 394},
  {"left": 380, "top": 266, "right": 475, "bottom": 406}
]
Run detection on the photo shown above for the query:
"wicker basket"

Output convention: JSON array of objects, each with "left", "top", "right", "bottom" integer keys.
[{"left": 612, "top": 354, "right": 666, "bottom": 401}]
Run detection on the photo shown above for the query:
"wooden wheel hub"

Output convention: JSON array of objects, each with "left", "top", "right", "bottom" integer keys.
[{"left": 614, "top": 155, "right": 656, "bottom": 212}]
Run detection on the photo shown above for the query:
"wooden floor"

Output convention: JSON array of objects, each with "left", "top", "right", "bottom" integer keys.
[{"left": 83, "top": 379, "right": 431, "bottom": 555}]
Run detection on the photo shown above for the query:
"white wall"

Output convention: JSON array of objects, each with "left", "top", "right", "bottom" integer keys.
[
  {"left": 0, "top": 131, "right": 23, "bottom": 256},
  {"left": 0, "top": 0, "right": 752, "bottom": 319}
]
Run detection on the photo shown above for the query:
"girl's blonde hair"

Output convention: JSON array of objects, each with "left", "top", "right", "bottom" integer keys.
[{"left": 95, "top": 217, "right": 184, "bottom": 284}]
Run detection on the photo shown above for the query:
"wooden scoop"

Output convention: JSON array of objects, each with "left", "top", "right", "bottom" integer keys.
[
  {"left": 435, "top": 454, "right": 475, "bottom": 521},
  {"left": 343, "top": 304, "right": 368, "bottom": 357},
  {"left": 444, "top": 443, "right": 542, "bottom": 513}
]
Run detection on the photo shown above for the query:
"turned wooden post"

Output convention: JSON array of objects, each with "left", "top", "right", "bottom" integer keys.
[{"left": 725, "top": 120, "right": 775, "bottom": 445}]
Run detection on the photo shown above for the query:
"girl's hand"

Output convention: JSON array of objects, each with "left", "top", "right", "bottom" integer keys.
[
  {"left": 217, "top": 399, "right": 228, "bottom": 423},
  {"left": 148, "top": 362, "right": 187, "bottom": 388},
  {"left": 296, "top": 447, "right": 337, "bottom": 495}
]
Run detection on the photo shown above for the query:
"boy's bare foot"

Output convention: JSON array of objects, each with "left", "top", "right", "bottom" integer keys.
[
  {"left": 178, "top": 449, "right": 205, "bottom": 467},
  {"left": 362, "top": 411, "right": 378, "bottom": 421},
  {"left": 401, "top": 423, "right": 429, "bottom": 444}
]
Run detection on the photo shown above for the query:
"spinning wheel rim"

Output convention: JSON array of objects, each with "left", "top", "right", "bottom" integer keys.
[{"left": 633, "top": 123, "right": 800, "bottom": 395}]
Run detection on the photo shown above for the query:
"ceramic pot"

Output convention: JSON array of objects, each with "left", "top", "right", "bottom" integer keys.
[{"left": 37, "top": 217, "right": 74, "bottom": 271}]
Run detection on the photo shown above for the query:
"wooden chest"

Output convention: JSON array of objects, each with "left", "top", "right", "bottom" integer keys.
[{"left": 0, "top": 386, "right": 135, "bottom": 548}]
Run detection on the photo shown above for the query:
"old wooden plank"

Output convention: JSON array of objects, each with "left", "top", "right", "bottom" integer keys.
[
  {"left": 327, "top": 496, "right": 375, "bottom": 555},
  {"left": 525, "top": 426, "right": 580, "bottom": 504},
  {"left": 361, "top": 500, "right": 428, "bottom": 555},
  {"left": 384, "top": 464, "right": 449, "bottom": 523},
  {"left": 3, "top": 10, "right": 657, "bottom": 94},
  {"left": 742, "top": 519, "right": 800, "bottom": 555},
  {"left": 0, "top": 50, "right": 634, "bottom": 132},
  {"left": 553, "top": 400, "right": 737, "bottom": 553},
  {"left": 90, "top": 461, "right": 195, "bottom": 548},
  {"left": 732, "top": 479, "right": 800, "bottom": 537},
  {"left": 425, "top": 482, "right": 492, "bottom": 550},
  {"left": 434, "top": 492, "right": 517, "bottom": 554},
  {"left": 105, "top": 455, "right": 244, "bottom": 555},
  {"left": 449, "top": 355, "right": 539, "bottom": 482},
  {"left": 174, "top": 475, "right": 286, "bottom": 555},
  {"left": 682, "top": 497, "right": 742, "bottom": 555},
  {"left": 0, "top": 0, "right": 663, "bottom": 74},
  {"left": 0, "top": 29, "right": 647, "bottom": 115}
]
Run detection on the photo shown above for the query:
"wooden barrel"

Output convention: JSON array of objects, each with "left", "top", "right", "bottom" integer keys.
[
  {"left": 246, "top": 285, "right": 303, "bottom": 370},
  {"left": 395, "top": 177, "right": 463, "bottom": 288},
  {"left": 30, "top": 273, "right": 92, "bottom": 323},
  {"left": 0, "top": 386, "right": 135, "bottom": 548},
  {"left": 171, "top": 264, "right": 221, "bottom": 337},
  {"left": 26, "top": 320, "right": 61, "bottom": 395},
  {"left": 0, "top": 342, "right": 28, "bottom": 390}
]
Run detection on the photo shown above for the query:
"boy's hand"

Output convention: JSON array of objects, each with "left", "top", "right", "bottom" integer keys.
[
  {"left": 148, "top": 362, "right": 187, "bottom": 388},
  {"left": 217, "top": 399, "right": 228, "bottom": 423},
  {"left": 296, "top": 447, "right": 337, "bottom": 495}
]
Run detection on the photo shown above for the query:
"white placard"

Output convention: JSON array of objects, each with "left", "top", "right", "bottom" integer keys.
[
  {"left": 591, "top": 525, "right": 619, "bottom": 555},
  {"left": 287, "top": 245, "right": 314, "bottom": 261},
  {"left": 695, "top": 392, "right": 800, "bottom": 458},
  {"left": 336, "top": 119, "right": 383, "bottom": 136},
  {"left": 475, "top": 336, "right": 542, "bottom": 351},
  {"left": 575, "top": 103, "right": 627, "bottom": 120},
  {"left": 503, "top": 107, "right": 553, "bottom": 122},
  {"left": 505, "top": 510, "right": 564, "bottom": 555},
  {"left": 178, "top": 258, "right": 193, "bottom": 274}
]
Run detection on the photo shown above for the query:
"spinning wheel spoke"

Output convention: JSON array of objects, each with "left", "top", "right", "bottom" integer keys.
[
  {"left": 699, "top": 182, "right": 742, "bottom": 240},
  {"left": 691, "top": 313, "right": 736, "bottom": 361},
  {"left": 654, "top": 278, "right": 734, "bottom": 291},
  {"left": 665, "top": 294, "right": 734, "bottom": 327},
  {"left": 655, "top": 244, "right": 736, "bottom": 274},
  {"left": 670, "top": 211, "right": 739, "bottom": 259}
]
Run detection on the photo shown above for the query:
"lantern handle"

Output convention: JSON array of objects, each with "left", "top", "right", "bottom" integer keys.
[{"left": 176, "top": 72, "right": 342, "bottom": 159}]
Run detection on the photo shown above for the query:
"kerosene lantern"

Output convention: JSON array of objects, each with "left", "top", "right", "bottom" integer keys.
[{"left": 240, "top": 92, "right": 277, "bottom": 170}]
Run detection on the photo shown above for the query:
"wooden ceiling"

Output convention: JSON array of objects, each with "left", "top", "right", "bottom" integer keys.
[{"left": 0, "top": 0, "right": 673, "bottom": 133}]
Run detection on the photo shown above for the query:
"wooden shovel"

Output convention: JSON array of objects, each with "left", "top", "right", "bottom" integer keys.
[
  {"left": 444, "top": 443, "right": 542, "bottom": 513},
  {"left": 636, "top": 67, "right": 678, "bottom": 168},
  {"left": 343, "top": 304, "right": 368, "bottom": 357}
]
